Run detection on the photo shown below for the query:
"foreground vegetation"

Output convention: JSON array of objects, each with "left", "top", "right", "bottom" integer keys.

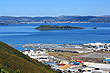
[{"left": 0, "top": 41, "right": 57, "bottom": 73}]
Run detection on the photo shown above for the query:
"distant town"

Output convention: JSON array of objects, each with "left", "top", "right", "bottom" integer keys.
[{"left": 0, "top": 15, "right": 110, "bottom": 24}]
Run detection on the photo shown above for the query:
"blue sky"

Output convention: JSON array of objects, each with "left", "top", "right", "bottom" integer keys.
[{"left": 0, "top": 0, "right": 110, "bottom": 16}]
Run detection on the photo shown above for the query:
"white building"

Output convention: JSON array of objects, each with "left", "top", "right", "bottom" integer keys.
[{"left": 22, "top": 50, "right": 50, "bottom": 62}]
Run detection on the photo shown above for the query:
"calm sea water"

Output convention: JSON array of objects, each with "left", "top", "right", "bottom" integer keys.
[{"left": 0, "top": 23, "right": 110, "bottom": 50}]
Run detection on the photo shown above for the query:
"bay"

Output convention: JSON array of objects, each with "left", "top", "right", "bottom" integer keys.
[{"left": 0, "top": 23, "right": 110, "bottom": 50}]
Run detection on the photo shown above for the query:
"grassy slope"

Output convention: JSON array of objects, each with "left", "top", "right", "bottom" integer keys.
[{"left": 0, "top": 41, "right": 56, "bottom": 73}]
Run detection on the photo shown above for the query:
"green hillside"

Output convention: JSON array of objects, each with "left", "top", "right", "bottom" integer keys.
[{"left": 0, "top": 41, "right": 56, "bottom": 73}]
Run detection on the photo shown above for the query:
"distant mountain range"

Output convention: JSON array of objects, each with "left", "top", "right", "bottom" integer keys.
[{"left": 0, "top": 16, "right": 110, "bottom": 24}]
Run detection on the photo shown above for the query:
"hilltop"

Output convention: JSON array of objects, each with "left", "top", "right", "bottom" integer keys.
[
  {"left": 35, "top": 25, "right": 84, "bottom": 30},
  {"left": 0, "top": 41, "right": 56, "bottom": 73}
]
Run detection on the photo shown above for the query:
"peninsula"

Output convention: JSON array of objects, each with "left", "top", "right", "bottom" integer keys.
[
  {"left": 35, "top": 25, "right": 84, "bottom": 30},
  {"left": 0, "top": 23, "right": 8, "bottom": 25}
]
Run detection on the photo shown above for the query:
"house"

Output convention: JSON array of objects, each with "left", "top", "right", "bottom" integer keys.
[
  {"left": 37, "top": 55, "right": 49, "bottom": 62},
  {"left": 103, "top": 58, "right": 110, "bottom": 63},
  {"left": 82, "top": 67, "right": 95, "bottom": 73},
  {"left": 44, "top": 62, "right": 58, "bottom": 67},
  {"left": 59, "top": 60, "right": 69, "bottom": 64}
]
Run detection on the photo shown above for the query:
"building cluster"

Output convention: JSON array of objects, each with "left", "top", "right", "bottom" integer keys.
[
  {"left": 22, "top": 49, "right": 53, "bottom": 62},
  {"left": 23, "top": 43, "right": 110, "bottom": 52},
  {"left": 22, "top": 48, "right": 110, "bottom": 73},
  {"left": 21, "top": 21, "right": 89, "bottom": 24},
  {"left": 22, "top": 44, "right": 92, "bottom": 54},
  {"left": 22, "top": 44, "right": 78, "bottom": 49},
  {"left": 51, "top": 62, "right": 110, "bottom": 73},
  {"left": 83, "top": 42, "right": 110, "bottom": 51}
]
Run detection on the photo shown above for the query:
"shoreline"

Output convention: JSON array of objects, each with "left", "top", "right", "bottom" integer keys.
[{"left": 2, "top": 22, "right": 110, "bottom": 25}]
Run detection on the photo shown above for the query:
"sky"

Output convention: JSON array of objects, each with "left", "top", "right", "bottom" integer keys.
[{"left": 0, "top": 0, "right": 110, "bottom": 17}]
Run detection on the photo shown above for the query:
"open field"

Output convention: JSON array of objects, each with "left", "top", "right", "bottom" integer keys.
[
  {"left": 48, "top": 52, "right": 90, "bottom": 60},
  {"left": 48, "top": 52, "right": 106, "bottom": 63},
  {"left": 72, "top": 52, "right": 110, "bottom": 58},
  {"left": 50, "top": 47, "right": 91, "bottom": 51}
]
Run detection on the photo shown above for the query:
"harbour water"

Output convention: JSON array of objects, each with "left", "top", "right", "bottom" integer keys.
[{"left": 0, "top": 23, "right": 110, "bottom": 50}]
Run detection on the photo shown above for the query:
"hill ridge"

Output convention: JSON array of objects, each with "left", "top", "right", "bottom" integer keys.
[{"left": 0, "top": 41, "right": 56, "bottom": 73}]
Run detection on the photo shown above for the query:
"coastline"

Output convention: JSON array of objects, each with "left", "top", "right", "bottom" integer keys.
[{"left": 13, "top": 22, "right": 110, "bottom": 24}]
